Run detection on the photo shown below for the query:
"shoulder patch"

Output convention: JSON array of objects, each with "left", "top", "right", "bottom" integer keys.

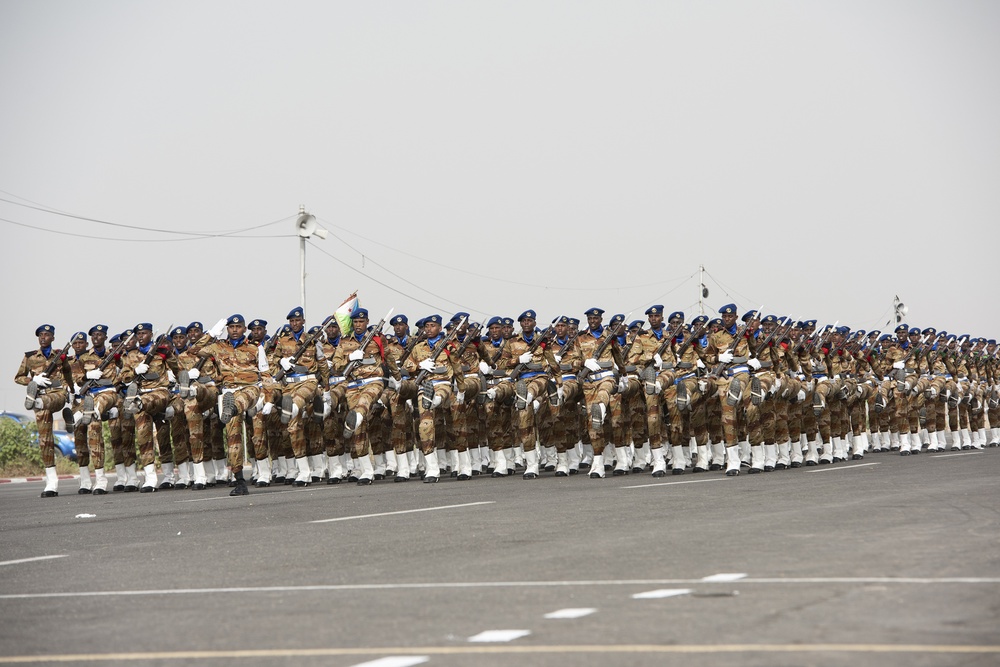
[{"left": 25, "top": 350, "right": 36, "bottom": 357}]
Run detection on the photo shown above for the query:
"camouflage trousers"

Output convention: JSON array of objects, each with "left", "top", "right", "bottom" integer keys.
[
  {"left": 386, "top": 386, "right": 416, "bottom": 455},
  {"left": 222, "top": 385, "right": 261, "bottom": 473},
  {"left": 418, "top": 381, "right": 453, "bottom": 454},
  {"left": 483, "top": 380, "right": 514, "bottom": 451},
  {"left": 183, "top": 382, "right": 218, "bottom": 463},
  {"left": 514, "top": 375, "right": 552, "bottom": 452},
  {"left": 345, "top": 381, "right": 386, "bottom": 458},
  {"left": 31, "top": 388, "right": 68, "bottom": 468},
  {"left": 134, "top": 388, "right": 171, "bottom": 467},
  {"left": 450, "top": 375, "right": 484, "bottom": 453},
  {"left": 582, "top": 377, "right": 619, "bottom": 454},
  {"left": 714, "top": 374, "right": 749, "bottom": 446},
  {"left": 156, "top": 394, "right": 190, "bottom": 465},
  {"left": 814, "top": 379, "right": 848, "bottom": 441},
  {"left": 282, "top": 379, "right": 318, "bottom": 458},
  {"left": 550, "top": 379, "right": 581, "bottom": 452},
  {"left": 85, "top": 389, "right": 120, "bottom": 471},
  {"left": 323, "top": 402, "right": 347, "bottom": 459}
]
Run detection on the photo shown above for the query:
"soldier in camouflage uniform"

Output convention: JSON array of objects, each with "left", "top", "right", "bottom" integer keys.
[
  {"left": 64, "top": 332, "right": 91, "bottom": 493},
  {"left": 479, "top": 316, "right": 516, "bottom": 476},
  {"left": 76, "top": 324, "right": 120, "bottom": 494},
  {"left": 573, "top": 307, "right": 626, "bottom": 478}
]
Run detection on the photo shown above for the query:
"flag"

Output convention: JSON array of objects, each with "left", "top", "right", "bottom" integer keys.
[{"left": 334, "top": 292, "right": 359, "bottom": 335}]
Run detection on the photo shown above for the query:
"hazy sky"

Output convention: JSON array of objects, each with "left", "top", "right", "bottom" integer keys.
[{"left": 2, "top": 1, "right": 997, "bottom": 410}]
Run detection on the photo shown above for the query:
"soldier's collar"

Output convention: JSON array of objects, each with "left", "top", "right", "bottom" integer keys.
[
  {"left": 590, "top": 325, "right": 604, "bottom": 338},
  {"left": 230, "top": 336, "right": 245, "bottom": 348},
  {"left": 40, "top": 346, "right": 52, "bottom": 357}
]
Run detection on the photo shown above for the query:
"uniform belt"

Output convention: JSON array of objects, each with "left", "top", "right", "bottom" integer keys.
[
  {"left": 487, "top": 377, "right": 510, "bottom": 386},
  {"left": 561, "top": 374, "right": 577, "bottom": 382},
  {"left": 88, "top": 385, "right": 116, "bottom": 394},
  {"left": 584, "top": 370, "right": 615, "bottom": 383},
  {"left": 139, "top": 386, "right": 166, "bottom": 394},
  {"left": 934, "top": 373, "right": 953, "bottom": 378},
  {"left": 675, "top": 372, "right": 696, "bottom": 382},
  {"left": 725, "top": 366, "right": 749, "bottom": 377},
  {"left": 347, "top": 377, "right": 385, "bottom": 389},
  {"left": 464, "top": 372, "right": 480, "bottom": 379},
  {"left": 520, "top": 371, "right": 546, "bottom": 380},
  {"left": 284, "top": 374, "right": 316, "bottom": 384},
  {"left": 328, "top": 375, "right": 346, "bottom": 386},
  {"left": 428, "top": 378, "right": 451, "bottom": 386},
  {"left": 813, "top": 372, "right": 828, "bottom": 379}
]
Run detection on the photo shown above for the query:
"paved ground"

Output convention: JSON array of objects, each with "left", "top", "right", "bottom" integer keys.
[{"left": 1, "top": 448, "right": 998, "bottom": 666}]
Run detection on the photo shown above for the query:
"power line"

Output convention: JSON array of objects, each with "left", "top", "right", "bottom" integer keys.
[
  {"left": 0, "top": 216, "right": 296, "bottom": 242},
  {"left": 0, "top": 194, "right": 293, "bottom": 237}
]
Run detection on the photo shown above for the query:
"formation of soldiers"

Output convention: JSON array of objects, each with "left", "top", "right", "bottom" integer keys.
[{"left": 14, "top": 302, "right": 1000, "bottom": 498}]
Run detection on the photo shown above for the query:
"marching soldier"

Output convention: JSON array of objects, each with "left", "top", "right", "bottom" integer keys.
[{"left": 77, "top": 324, "right": 120, "bottom": 494}]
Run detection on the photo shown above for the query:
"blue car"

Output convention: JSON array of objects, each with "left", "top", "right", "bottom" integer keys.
[{"left": 0, "top": 411, "right": 78, "bottom": 461}]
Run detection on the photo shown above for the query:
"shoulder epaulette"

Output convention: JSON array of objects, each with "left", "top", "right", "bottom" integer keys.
[{"left": 25, "top": 350, "right": 36, "bottom": 357}]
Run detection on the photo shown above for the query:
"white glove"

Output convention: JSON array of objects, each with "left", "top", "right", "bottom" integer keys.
[
  {"left": 653, "top": 353, "right": 663, "bottom": 370},
  {"left": 584, "top": 358, "right": 602, "bottom": 373},
  {"left": 518, "top": 351, "right": 533, "bottom": 364},
  {"left": 455, "top": 391, "right": 465, "bottom": 405},
  {"left": 33, "top": 372, "right": 51, "bottom": 388},
  {"left": 479, "top": 361, "right": 492, "bottom": 376},
  {"left": 797, "top": 389, "right": 807, "bottom": 402},
  {"left": 419, "top": 359, "right": 435, "bottom": 372},
  {"left": 86, "top": 369, "right": 103, "bottom": 380},
  {"left": 167, "top": 370, "right": 176, "bottom": 383},
  {"left": 696, "top": 359, "right": 705, "bottom": 369},
  {"left": 388, "top": 377, "right": 401, "bottom": 391},
  {"left": 255, "top": 395, "right": 265, "bottom": 412},
  {"left": 188, "top": 368, "right": 200, "bottom": 380},
  {"left": 618, "top": 376, "right": 629, "bottom": 393},
  {"left": 349, "top": 349, "right": 364, "bottom": 362},
  {"left": 654, "top": 381, "right": 663, "bottom": 395},
  {"left": 773, "top": 377, "right": 782, "bottom": 392},
  {"left": 323, "top": 391, "right": 331, "bottom": 405},
  {"left": 323, "top": 401, "right": 331, "bottom": 418},
  {"left": 207, "top": 317, "right": 228, "bottom": 339},
  {"left": 556, "top": 386, "right": 564, "bottom": 402},
  {"left": 748, "top": 358, "right": 762, "bottom": 371},
  {"left": 73, "top": 383, "right": 82, "bottom": 395},
  {"left": 718, "top": 351, "right": 734, "bottom": 364},
  {"left": 486, "top": 388, "right": 496, "bottom": 400},
  {"left": 280, "top": 357, "right": 293, "bottom": 372},
  {"left": 261, "top": 402, "right": 273, "bottom": 415},
  {"left": 892, "top": 361, "right": 905, "bottom": 369},
  {"left": 134, "top": 363, "right": 149, "bottom": 375},
  {"left": 553, "top": 354, "right": 562, "bottom": 364}
]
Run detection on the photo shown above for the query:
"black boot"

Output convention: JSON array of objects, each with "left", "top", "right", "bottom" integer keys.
[{"left": 229, "top": 471, "right": 249, "bottom": 496}]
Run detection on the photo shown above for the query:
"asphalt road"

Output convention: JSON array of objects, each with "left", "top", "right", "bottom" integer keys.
[{"left": 1, "top": 448, "right": 998, "bottom": 667}]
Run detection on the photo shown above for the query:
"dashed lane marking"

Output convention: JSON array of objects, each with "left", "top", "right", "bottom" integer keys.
[
  {"left": 632, "top": 589, "right": 692, "bottom": 599},
  {"left": 805, "top": 463, "right": 880, "bottom": 473},
  {"left": 310, "top": 501, "right": 495, "bottom": 524},
  {"left": 544, "top": 608, "right": 596, "bottom": 619},
  {"left": 701, "top": 573, "right": 747, "bottom": 582},
  {"left": 621, "top": 478, "right": 727, "bottom": 490},
  {"left": 0, "top": 555, "right": 67, "bottom": 567},
  {"left": 467, "top": 630, "right": 531, "bottom": 642},
  {"left": 348, "top": 657, "right": 429, "bottom": 667}
]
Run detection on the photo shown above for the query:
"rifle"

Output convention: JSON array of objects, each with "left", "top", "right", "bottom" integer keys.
[
  {"left": 78, "top": 331, "right": 136, "bottom": 395},
  {"left": 621, "top": 325, "right": 645, "bottom": 359},
  {"left": 134, "top": 325, "right": 173, "bottom": 387},
  {"left": 556, "top": 331, "right": 578, "bottom": 357},
  {"left": 641, "top": 321, "right": 687, "bottom": 373},
  {"left": 412, "top": 316, "right": 466, "bottom": 386},
  {"left": 707, "top": 308, "right": 763, "bottom": 379},
  {"left": 39, "top": 339, "right": 74, "bottom": 381},
  {"left": 342, "top": 309, "right": 393, "bottom": 379},
  {"left": 396, "top": 330, "right": 427, "bottom": 367},
  {"left": 578, "top": 318, "right": 629, "bottom": 382},
  {"left": 752, "top": 315, "right": 794, "bottom": 358},
  {"left": 508, "top": 322, "right": 557, "bottom": 382},
  {"left": 272, "top": 314, "right": 337, "bottom": 383},
  {"left": 452, "top": 322, "right": 483, "bottom": 361}
]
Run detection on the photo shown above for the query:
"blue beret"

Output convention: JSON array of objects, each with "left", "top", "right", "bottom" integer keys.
[
  {"left": 390, "top": 315, "right": 408, "bottom": 326},
  {"left": 894, "top": 324, "right": 908, "bottom": 333},
  {"left": 691, "top": 315, "right": 708, "bottom": 326},
  {"left": 134, "top": 322, "right": 153, "bottom": 332},
  {"left": 855, "top": 329, "right": 866, "bottom": 336},
  {"left": 109, "top": 334, "right": 122, "bottom": 344},
  {"left": 249, "top": 319, "right": 268, "bottom": 328},
  {"left": 518, "top": 309, "right": 536, "bottom": 321},
  {"left": 921, "top": 327, "right": 936, "bottom": 336},
  {"left": 555, "top": 315, "right": 570, "bottom": 325},
  {"left": 424, "top": 314, "right": 443, "bottom": 325},
  {"left": 187, "top": 321, "right": 204, "bottom": 332},
  {"left": 35, "top": 324, "right": 55, "bottom": 336},
  {"left": 741, "top": 310, "right": 757, "bottom": 322},
  {"left": 628, "top": 320, "right": 644, "bottom": 329},
  {"left": 836, "top": 326, "right": 850, "bottom": 335},
  {"left": 88, "top": 324, "right": 109, "bottom": 335},
  {"left": 568, "top": 318, "right": 580, "bottom": 326},
  {"left": 761, "top": 315, "right": 778, "bottom": 324},
  {"left": 958, "top": 333, "right": 969, "bottom": 340},
  {"left": 71, "top": 331, "right": 87, "bottom": 342},
  {"left": 709, "top": 318, "right": 723, "bottom": 327},
  {"left": 988, "top": 339, "right": 996, "bottom": 345},
  {"left": 719, "top": 304, "right": 737, "bottom": 315},
  {"left": 308, "top": 325, "right": 322, "bottom": 334},
  {"left": 170, "top": 327, "right": 187, "bottom": 337},
  {"left": 414, "top": 318, "right": 426, "bottom": 328},
  {"left": 908, "top": 327, "right": 921, "bottom": 335},
  {"left": 486, "top": 316, "right": 503, "bottom": 328},
  {"left": 228, "top": 314, "right": 245, "bottom": 325},
  {"left": 451, "top": 311, "right": 470, "bottom": 323},
  {"left": 946, "top": 334, "right": 956, "bottom": 341},
  {"left": 879, "top": 333, "right": 892, "bottom": 341},
  {"left": 609, "top": 313, "right": 625, "bottom": 325},
  {"left": 469, "top": 322, "right": 481, "bottom": 329},
  {"left": 937, "top": 330, "right": 948, "bottom": 337},
  {"left": 584, "top": 307, "right": 604, "bottom": 317},
  {"left": 502, "top": 317, "right": 514, "bottom": 326},
  {"left": 286, "top": 307, "right": 304, "bottom": 320},
  {"left": 644, "top": 305, "right": 664, "bottom": 316},
  {"left": 352, "top": 307, "right": 369, "bottom": 319},
  {"left": 667, "top": 311, "right": 684, "bottom": 322},
  {"left": 803, "top": 320, "right": 817, "bottom": 328}
]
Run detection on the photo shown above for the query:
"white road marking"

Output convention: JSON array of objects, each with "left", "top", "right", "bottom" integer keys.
[
  {"left": 3, "top": 577, "right": 998, "bottom": 600},
  {"left": 931, "top": 452, "right": 984, "bottom": 458},
  {"left": 701, "top": 573, "right": 746, "bottom": 582},
  {"left": 468, "top": 630, "right": 531, "bottom": 642},
  {"left": 0, "top": 555, "right": 67, "bottom": 568},
  {"left": 349, "top": 657, "right": 429, "bottom": 667},
  {"left": 544, "top": 608, "right": 596, "bottom": 619},
  {"left": 622, "top": 478, "right": 727, "bottom": 490},
  {"left": 805, "top": 463, "right": 880, "bottom": 473},
  {"left": 174, "top": 487, "right": 332, "bottom": 503},
  {"left": 632, "top": 588, "right": 692, "bottom": 599},
  {"left": 310, "top": 501, "right": 494, "bottom": 524}
]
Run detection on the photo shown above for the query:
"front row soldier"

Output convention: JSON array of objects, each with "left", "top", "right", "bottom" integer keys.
[
  {"left": 188, "top": 315, "right": 273, "bottom": 496},
  {"left": 15, "top": 324, "right": 73, "bottom": 497}
]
